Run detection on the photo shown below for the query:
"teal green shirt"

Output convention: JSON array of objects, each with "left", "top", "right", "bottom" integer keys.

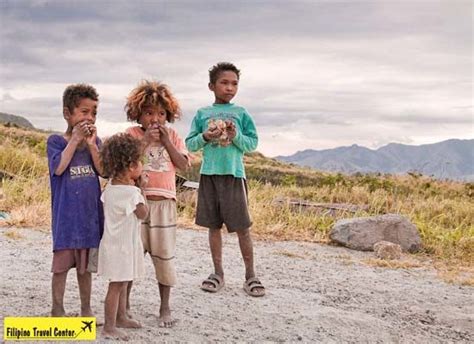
[{"left": 185, "top": 103, "right": 258, "bottom": 178}]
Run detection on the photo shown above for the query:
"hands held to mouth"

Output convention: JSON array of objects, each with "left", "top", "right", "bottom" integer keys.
[
  {"left": 144, "top": 123, "right": 171, "bottom": 145},
  {"left": 72, "top": 121, "right": 97, "bottom": 146}
]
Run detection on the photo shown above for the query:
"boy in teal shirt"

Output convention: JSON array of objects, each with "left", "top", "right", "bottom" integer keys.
[{"left": 186, "top": 62, "right": 265, "bottom": 297}]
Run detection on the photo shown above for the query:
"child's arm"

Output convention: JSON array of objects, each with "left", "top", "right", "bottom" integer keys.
[
  {"left": 54, "top": 122, "right": 88, "bottom": 175},
  {"left": 134, "top": 175, "right": 149, "bottom": 220},
  {"left": 85, "top": 124, "right": 104, "bottom": 176},
  {"left": 229, "top": 112, "right": 258, "bottom": 153},
  {"left": 158, "top": 125, "right": 189, "bottom": 171},
  {"left": 185, "top": 113, "right": 207, "bottom": 152},
  {"left": 186, "top": 121, "right": 222, "bottom": 152}
]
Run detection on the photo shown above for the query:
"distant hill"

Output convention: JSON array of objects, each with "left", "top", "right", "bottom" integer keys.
[
  {"left": 276, "top": 139, "right": 474, "bottom": 181},
  {"left": 0, "top": 112, "right": 34, "bottom": 129}
]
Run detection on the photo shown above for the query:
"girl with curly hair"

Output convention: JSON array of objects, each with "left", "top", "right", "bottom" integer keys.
[
  {"left": 98, "top": 133, "right": 148, "bottom": 340},
  {"left": 125, "top": 80, "right": 189, "bottom": 328}
]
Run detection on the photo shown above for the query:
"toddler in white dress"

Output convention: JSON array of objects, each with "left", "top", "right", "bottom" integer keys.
[{"left": 98, "top": 133, "right": 148, "bottom": 340}]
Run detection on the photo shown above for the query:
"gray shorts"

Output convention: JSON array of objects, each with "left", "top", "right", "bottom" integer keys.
[{"left": 196, "top": 175, "right": 252, "bottom": 232}]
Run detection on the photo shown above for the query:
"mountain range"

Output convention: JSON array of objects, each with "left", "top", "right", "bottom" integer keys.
[{"left": 276, "top": 139, "right": 474, "bottom": 181}]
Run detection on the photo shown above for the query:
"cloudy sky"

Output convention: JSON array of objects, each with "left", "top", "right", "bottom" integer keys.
[{"left": 0, "top": 0, "right": 472, "bottom": 156}]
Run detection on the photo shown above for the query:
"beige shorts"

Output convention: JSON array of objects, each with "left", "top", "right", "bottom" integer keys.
[{"left": 141, "top": 199, "right": 177, "bottom": 287}]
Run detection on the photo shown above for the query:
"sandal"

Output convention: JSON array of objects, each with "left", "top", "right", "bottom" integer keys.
[
  {"left": 201, "top": 274, "right": 225, "bottom": 293},
  {"left": 243, "top": 277, "right": 265, "bottom": 297}
]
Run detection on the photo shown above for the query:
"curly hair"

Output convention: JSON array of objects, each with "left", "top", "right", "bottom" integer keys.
[
  {"left": 100, "top": 133, "right": 143, "bottom": 178},
  {"left": 125, "top": 80, "right": 181, "bottom": 123},
  {"left": 209, "top": 62, "right": 241, "bottom": 84},
  {"left": 63, "top": 84, "right": 99, "bottom": 113}
]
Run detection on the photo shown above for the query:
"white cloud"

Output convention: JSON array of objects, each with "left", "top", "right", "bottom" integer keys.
[
  {"left": 95, "top": 119, "right": 131, "bottom": 139},
  {"left": 0, "top": 1, "right": 472, "bottom": 157}
]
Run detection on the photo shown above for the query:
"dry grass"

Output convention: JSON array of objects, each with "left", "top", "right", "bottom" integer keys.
[
  {"left": 177, "top": 152, "right": 474, "bottom": 282},
  {"left": 1, "top": 124, "right": 473, "bottom": 284},
  {"left": 0, "top": 125, "right": 50, "bottom": 228},
  {"left": 3, "top": 229, "right": 25, "bottom": 240},
  {"left": 1, "top": 203, "right": 50, "bottom": 228},
  {"left": 273, "top": 249, "right": 308, "bottom": 259},
  {"left": 433, "top": 262, "right": 474, "bottom": 286},
  {"left": 179, "top": 177, "right": 473, "bottom": 265},
  {"left": 363, "top": 258, "right": 423, "bottom": 269}
]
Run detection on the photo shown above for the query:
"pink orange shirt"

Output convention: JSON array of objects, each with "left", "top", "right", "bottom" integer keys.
[{"left": 126, "top": 126, "right": 188, "bottom": 200}]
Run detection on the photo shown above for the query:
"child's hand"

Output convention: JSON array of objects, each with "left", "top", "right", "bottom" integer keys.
[
  {"left": 144, "top": 124, "right": 161, "bottom": 143},
  {"left": 203, "top": 127, "right": 222, "bottom": 142},
  {"left": 136, "top": 173, "right": 149, "bottom": 189},
  {"left": 85, "top": 124, "right": 97, "bottom": 147},
  {"left": 225, "top": 120, "right": 236, "bottom": 141},
  {"left": 71, "top": 121, "right": 89, "bottom": 143},
  {"left": 158, "top": 124, "right": 170, "bottom": 145}
]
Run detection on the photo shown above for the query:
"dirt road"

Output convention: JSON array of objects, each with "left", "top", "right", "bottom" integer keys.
[{"left": 1, "top": 227, "right": 472, "bottom": 343}]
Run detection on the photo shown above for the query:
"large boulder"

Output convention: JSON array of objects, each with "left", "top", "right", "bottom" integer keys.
[{"left": 329, "top": 214, "right": 421, "bottom": 252}]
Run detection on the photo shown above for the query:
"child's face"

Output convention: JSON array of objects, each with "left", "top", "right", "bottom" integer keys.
[
  {"left": 129, "top": 160, "right": 143, "bottom": 181},
  {"left": 64, "top": 98, "right": 97, "bottom": 127},
  {"left": 209, "top": 71, "right": 239, "bottom": 104},
  {"left": 138, "top": 104, "right": 167, "bottom": 129}
]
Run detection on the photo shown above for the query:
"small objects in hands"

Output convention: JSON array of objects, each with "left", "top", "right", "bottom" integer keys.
[
  {"left": 208, "top": 119, "right": 233, "bottom": 146},
  {"left": 85, "top": 123, "right": 93, "bottom": 136},
  {"left": 74, "top": 121, "right": 95, "bottom": 140}
]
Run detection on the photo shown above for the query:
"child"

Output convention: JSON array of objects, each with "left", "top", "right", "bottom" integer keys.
[
  {"left": 46, "top": 83, "right": 103, "bottom": 317},
  {"left": 125, "top": 80, "right": 189, "bottom": 328},
  {"left": 185, "top": 62, "right": 265, "bottom": 297},
  {"left": 98, "top": 133, "right": 147, "bottom": 340}
]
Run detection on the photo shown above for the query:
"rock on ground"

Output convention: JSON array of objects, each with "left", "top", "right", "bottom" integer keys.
[
  {"left": 0, "top": 227, "right": 473, "bottom": 343},
  {"left": 329, "top": 214, "right": 422, "bottom": 252},
  {"left": 374, "top": 241, "right": 403, "bottom": 260}
]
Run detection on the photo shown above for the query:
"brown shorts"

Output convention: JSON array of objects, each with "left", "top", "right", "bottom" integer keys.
[
  {"left": 51, "top": 248, "right": 98, "bottom": 274},
  {"left": 196, "top": 175, "right": 252, "bottom": 232}
]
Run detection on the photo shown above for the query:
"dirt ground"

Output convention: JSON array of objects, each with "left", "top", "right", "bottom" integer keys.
[{"left": 1, "top": 226, "right": 473, "bottom": 343}]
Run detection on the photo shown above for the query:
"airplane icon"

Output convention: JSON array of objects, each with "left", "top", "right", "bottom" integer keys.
[{"left": 81, "top": 320, "right": 94, "bottom": 332}]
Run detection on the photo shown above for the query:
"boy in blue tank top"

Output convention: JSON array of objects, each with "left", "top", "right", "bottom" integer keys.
[
  {"left": 186, "top": 62, "right": 265, "bottom": 297},
  {"left": 47, "top": 84, "right": 104, "bottom": 316}
]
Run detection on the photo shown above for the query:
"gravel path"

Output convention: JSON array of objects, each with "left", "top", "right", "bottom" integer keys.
[{"left": 1, "top": 226, "right": 473, "bottom": 343}]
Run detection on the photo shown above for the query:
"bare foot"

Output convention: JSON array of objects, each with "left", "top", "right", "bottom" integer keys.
[
  {"left": 80, "top": 308, "right": 103, "bottom": 326},
  {"left": 51, "top": 307, "right": 66, "bottom": 317},
  {"left": 116, "top": 317, "right": 142, "bottom": 329},
  {"left": 159, "top": 309, "right": 178, "bottom": 328},
  {"left": 101, "top": 327, "right": 129, "bottom": 340},
  {"left": 81, "top": 307, "right": 94, "bottom": 317}
]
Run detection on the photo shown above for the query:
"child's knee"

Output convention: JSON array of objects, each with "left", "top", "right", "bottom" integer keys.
[{"left": 236, "top": 228, "right": 251, "bottom": 238}]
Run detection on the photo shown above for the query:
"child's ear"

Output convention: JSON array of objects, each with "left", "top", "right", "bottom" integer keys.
[
  {"left": 63, "top": 107, "right": 71, "bottom": 120},
  {"left": 208, "top": 82, "right": 215, "bottom": 91}
]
